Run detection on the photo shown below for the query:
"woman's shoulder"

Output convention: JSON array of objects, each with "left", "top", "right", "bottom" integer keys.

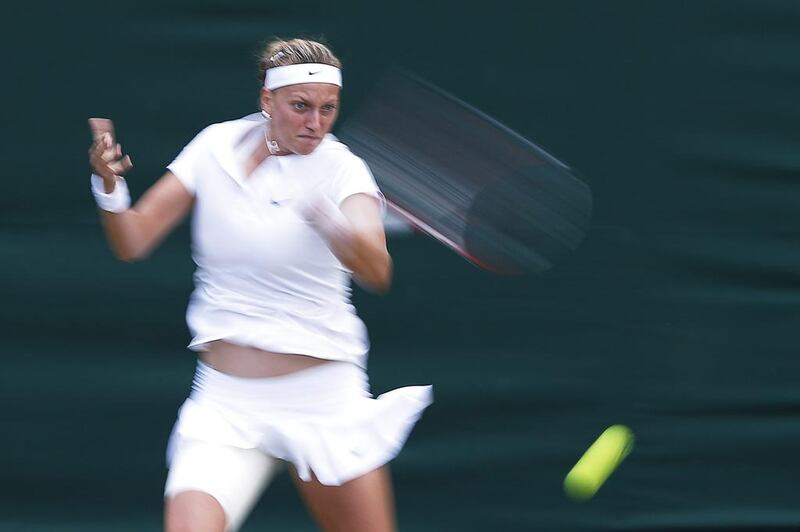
[
  {"left": 195, "top": 113, "right": 262, "bottom": 141},
  {"left": 317, "top": 133, "right": 351, "bottom": 152},
  {"left": 311, "top": 134, "right": 365, "bottom": 167},
  {"left": 311, "top": 136, "right": 376, "bottom": 191}
]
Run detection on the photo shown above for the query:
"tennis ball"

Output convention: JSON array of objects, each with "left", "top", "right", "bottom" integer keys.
[{"left": 563, "top": 424, "right": 634, "bottom": 501}]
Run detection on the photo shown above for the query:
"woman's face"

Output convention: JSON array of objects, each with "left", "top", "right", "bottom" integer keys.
[{"left": 261, "top": 83, "right": 340, "bottom": 155}]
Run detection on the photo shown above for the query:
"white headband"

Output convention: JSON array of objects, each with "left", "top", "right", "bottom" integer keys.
[{"left": 264, "top": 63, "right": 342, "bottom": 90}]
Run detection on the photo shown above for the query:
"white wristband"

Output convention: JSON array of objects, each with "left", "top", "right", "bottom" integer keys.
[{"left": 90, "top": 174, "right": 131, "bottom": 213}]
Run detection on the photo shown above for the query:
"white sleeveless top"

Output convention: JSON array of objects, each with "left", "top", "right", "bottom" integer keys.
[{"left": 167, "top": 113, "right": 383, "bottom": 368}]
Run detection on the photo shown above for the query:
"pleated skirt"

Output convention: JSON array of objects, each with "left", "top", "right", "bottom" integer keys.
[{"left": 167, "top": 360, "right": 433, "bottom": 486}]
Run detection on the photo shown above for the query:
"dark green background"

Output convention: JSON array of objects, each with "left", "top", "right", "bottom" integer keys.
[{"left": 2, "top": 1, "right": 800, "bottom": 530}]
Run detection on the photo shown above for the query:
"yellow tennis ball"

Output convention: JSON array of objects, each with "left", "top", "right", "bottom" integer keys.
[{"left": 564, "top": 424, "right": 634, "bottom": 501}]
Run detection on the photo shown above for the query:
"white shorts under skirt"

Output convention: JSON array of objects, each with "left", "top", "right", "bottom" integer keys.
[{"left": 165, "top": 360, "right": 432, "bottom": 511}]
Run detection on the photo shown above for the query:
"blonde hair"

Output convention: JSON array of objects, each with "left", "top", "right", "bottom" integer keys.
[{"left": 258, "top": 38, "right": 342, "bottom": 85}]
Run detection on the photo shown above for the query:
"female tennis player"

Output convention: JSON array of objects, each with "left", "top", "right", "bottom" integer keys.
[{"left": 87, "top": 37, "right": 432, "bottom": 532}]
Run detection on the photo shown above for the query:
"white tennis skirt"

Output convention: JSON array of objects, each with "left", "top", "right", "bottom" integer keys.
[{"left": 167, "top": 360, "right": 433, "bottom": 486}]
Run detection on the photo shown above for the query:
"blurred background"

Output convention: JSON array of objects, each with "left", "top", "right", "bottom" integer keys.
[{"left": 2, "top": 0, "right": 800, "bottom": 530}]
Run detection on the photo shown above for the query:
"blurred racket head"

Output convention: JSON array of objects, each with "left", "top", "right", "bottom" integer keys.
[{"left": 338, "top": 69, "right": 592, "bottom": 275}]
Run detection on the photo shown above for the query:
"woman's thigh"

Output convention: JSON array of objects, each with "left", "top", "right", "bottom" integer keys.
[
  {"left": 165, "top": 491, "right": 226, "bottom": 532},
  {"left": 293, "top": 465, "right": 396, "bottom": 532},
  {"left": 164, "top": 439, "right": 279, "bottom": 531}
]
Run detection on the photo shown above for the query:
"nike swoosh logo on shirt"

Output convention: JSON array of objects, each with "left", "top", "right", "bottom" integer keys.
[{"left": 270, "top": 198, "right": 294, "bottom": 207}]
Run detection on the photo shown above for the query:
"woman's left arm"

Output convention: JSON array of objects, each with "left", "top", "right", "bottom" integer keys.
[{"left": 304, "top": 193, "right": 392, "bottom": 293}]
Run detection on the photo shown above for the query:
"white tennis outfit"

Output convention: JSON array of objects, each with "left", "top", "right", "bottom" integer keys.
[{"left": 162, "top": 113, "right": 432, "bottom": 530}]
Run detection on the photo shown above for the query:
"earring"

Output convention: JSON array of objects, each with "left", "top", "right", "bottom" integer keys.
[{"left": 261, "top": 109, "right": 271, "bottom": 120}]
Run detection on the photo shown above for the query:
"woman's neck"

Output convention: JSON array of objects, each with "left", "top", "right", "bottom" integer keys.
[{"left": 245, "top": 139, "right": 271, "bottom": 178}]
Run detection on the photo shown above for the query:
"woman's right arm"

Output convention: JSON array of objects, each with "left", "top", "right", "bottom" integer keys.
[{"left": 89, "top": 124, "right": 194, "bottom": 262}]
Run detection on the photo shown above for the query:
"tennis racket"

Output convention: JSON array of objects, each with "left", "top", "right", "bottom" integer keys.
[
  {"left": 338, "top": 69, "right": 592, "bottom": 275},
  {"left": 88, "top": 117, "right": 115, "bottom": 143}
]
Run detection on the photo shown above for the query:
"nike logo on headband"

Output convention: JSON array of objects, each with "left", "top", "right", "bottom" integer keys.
[{"left": 308, "top": 71, "right": 321, "bottom": 75}]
